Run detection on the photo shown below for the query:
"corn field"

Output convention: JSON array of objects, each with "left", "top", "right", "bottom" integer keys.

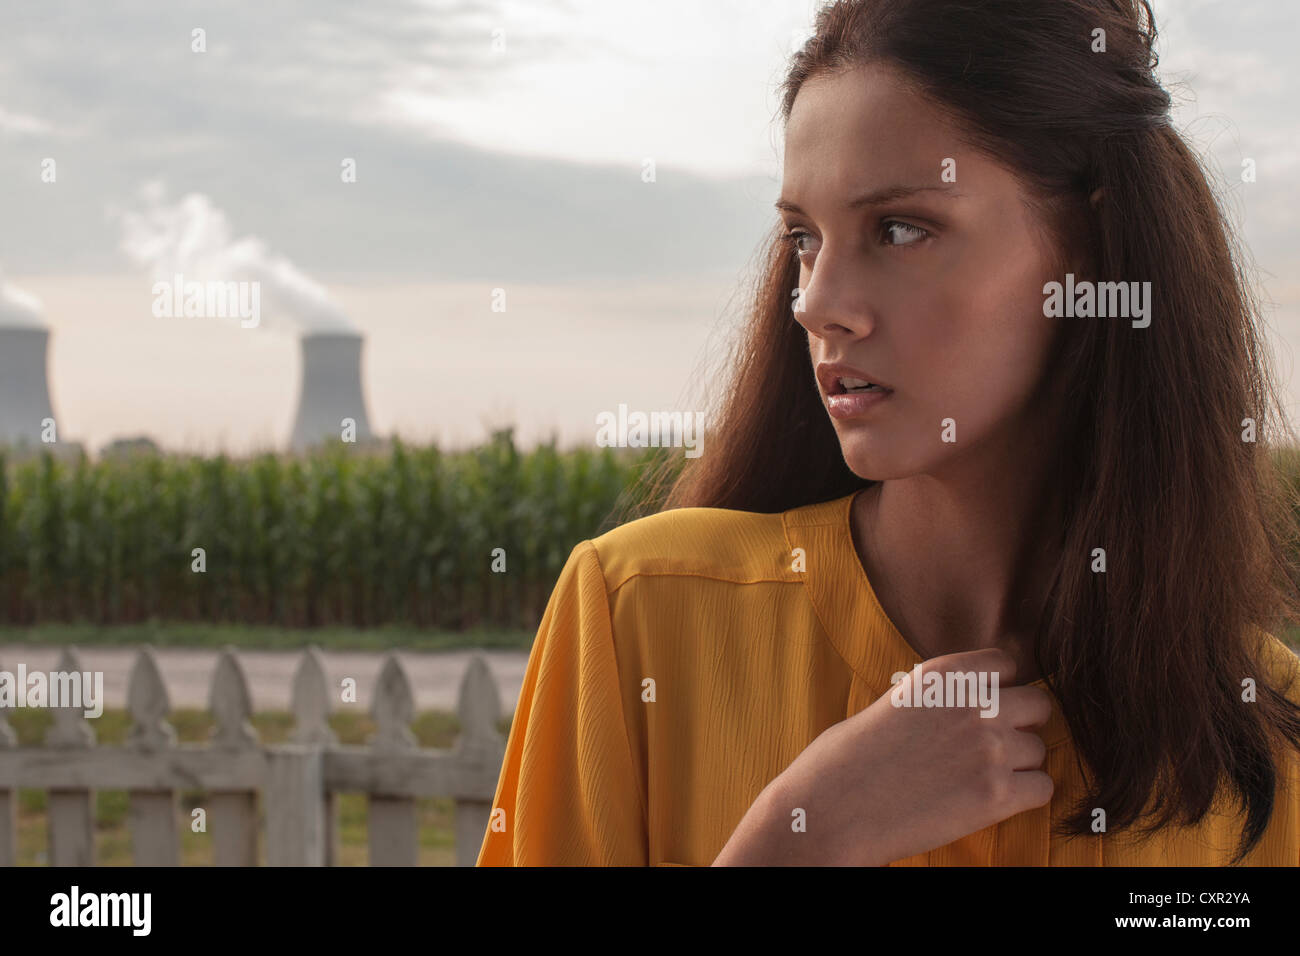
[
  {"left": 0, "top": 429, "right": 681, "bottom": 629},
  {"left": 5, "top": 436, "right": 1299, "bottom": 631}
]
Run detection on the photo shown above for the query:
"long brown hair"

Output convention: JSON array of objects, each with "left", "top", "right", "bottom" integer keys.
[{"left": 626, "top": 0, "right": 1300, "bottom": 862}]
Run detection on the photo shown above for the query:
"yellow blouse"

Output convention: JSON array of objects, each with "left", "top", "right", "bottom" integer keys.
[{"left": 476, "top": 490, "right": 1300, "bottom": 865}]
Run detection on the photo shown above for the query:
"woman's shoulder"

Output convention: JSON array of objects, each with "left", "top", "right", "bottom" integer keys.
[{"left": 584, "top": 503, "right": 803, "bottom": 593}]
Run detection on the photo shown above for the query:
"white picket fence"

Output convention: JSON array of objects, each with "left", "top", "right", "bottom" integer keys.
[{"left": 0, "top": 645, "right": 506, "bottom": 866}]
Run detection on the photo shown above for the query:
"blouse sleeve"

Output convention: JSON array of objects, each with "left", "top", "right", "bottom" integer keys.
[{"left": 476, "top": 539, "right": 649, "bottom": 865}]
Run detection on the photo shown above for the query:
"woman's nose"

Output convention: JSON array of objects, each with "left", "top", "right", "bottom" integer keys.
[{"left": 793, "top": 249, "right": 879, "bottom": 338}]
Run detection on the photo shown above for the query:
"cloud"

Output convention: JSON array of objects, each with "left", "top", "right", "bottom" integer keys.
[
  {"left": 0, "top": 0, "right": 1289, "bottom": 296},
  {"left": 114, "top": 183, "right": 356, "bottom": 333},
  {"left": 0, "top": 106, "right": 54, "bottom": 136},
  {"left": 0, "top": 270, "right": 46, "bottom": 327},
  {"left": 0, "top": 0, "right": 775, "bottom": 281}
]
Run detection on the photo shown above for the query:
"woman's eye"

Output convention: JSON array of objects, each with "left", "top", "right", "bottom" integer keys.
[
  {"left": 882, "top": 221, "right": 928, "bottom": 246},
  {"left": 783, "top": 230, "right": 816, "bottom": 257},
  {"left": 781, "top": 221, "right": 929, "bottom": 259}
]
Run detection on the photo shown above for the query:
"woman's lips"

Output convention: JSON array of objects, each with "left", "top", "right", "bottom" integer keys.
[
  {"left": 821, "top": 390, "right": 894, "bottom": 418},
  {"left": 826, "top": 386, "right": 893, "bottom": 419},
  {"left": 814, "top": 361, "right": 894, "bottom": 419}
]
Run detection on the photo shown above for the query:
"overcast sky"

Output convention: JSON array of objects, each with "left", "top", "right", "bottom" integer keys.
[
  {"left": 0, "top": 0, "right": 798, "bottom": 281},
  {"left": 2, "top": 0, "right": 1292, "bottom": 279},
  {"left": 1, "top": 0, "right": 1297, "bottom": 451}
]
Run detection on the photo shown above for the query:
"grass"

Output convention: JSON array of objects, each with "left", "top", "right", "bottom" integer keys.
[
  {"left": 0, "top": 621, "right": 535, "bottom": 652},
  {"left": 5, "top": 706, "right": 513, "bottom": 867}
]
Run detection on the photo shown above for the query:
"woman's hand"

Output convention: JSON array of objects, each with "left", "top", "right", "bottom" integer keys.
[{"left": 713, "top": 646, "right": 1054, "bottom": 865}]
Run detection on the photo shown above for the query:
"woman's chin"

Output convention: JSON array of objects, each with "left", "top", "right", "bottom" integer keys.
[
  {"left": 839, "top": 452, "right": 897, "bottom": 483},
  {"left": 837, "top": 440, "right": 933, "bottom": 483},
  {"left": 837, "top": 432, "right": 895, "bottom": 481}
]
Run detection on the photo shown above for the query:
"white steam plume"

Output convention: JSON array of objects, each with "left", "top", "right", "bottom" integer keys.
[
  {"left": 0, "top": 268, "right": 45, "bottom": 328},
  {"left": 115, "top": 182, "right": 355, "bottom": 333}
]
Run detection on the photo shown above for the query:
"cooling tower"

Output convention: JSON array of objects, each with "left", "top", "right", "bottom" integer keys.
[
  {"left": 289, "top": 331, "right": 373, "bottom": 450},
  {"left": 0, "top": 325, "right": 57, "bottom": 448}
]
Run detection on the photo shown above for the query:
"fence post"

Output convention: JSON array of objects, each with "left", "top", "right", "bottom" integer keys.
[
  {"left": 290, "top": 646, "right": 338, "bottom": 865},
  {"left": 454, "top": 654, "right": 504, "bottom": 866},
  {"left": 126, "top": 646, "right": 180, "bottom": 865},
  {"left": 0, "top": 655, "right": 15, "bottom": 867},
  {"left": 46, "top": 646, "right": 97, "bottom": 866},
  {"left": 209, "top": 646, "right": 260, "bottom": 865},
  {"left": 367, "top": 653, "right": 418, "bottom": 866},
  {"left": 265, "top": 744, "right": 325, "bottom": 865}
]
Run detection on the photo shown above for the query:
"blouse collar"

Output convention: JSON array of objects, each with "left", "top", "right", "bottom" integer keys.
[{"left": 783, "top": 489, "right": 1070, "bottom": 749}]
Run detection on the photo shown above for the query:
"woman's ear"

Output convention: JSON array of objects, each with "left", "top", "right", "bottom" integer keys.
[{"left": 1089, "top": 187, "right": 1105, "bottom": 209}]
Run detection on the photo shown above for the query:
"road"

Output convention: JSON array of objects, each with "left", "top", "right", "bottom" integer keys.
[{"left": 0, "top": 645, "right": 531, "bottom": 716}]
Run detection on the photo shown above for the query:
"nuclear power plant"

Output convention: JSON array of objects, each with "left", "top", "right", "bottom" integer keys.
[
  {"left": 289, "top": 331, "right": 374, "bottom": 450},
  {"left": 0, "top": 285, "right": 57, "bottom": 449},
  {"left": 2, "top": 267, "right": 377, "bottom": 455}
]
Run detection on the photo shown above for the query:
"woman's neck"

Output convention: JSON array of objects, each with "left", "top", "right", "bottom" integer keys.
[{"left": 850, "top": 446, "right": 1061, "bottom": 684}]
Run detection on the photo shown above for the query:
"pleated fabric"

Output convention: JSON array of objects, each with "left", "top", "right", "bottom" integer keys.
[{"left": 476, "top": 491, "right": 1300, "bottom": 866}]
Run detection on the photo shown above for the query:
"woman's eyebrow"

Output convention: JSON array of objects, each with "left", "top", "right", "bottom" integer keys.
[{"left": 774, "top": 183, "right": 963, "bottom": 215}]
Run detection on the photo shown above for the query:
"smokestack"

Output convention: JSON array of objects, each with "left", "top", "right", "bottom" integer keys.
[
  {"left": 0, "top": 278, "right": 56, "bottom": 448},
  {"left": 0, "top": 327, "right": 56, "bottom": 447},
  {"left": 290, "top": 331, "right": 373, "bottom": 450}
]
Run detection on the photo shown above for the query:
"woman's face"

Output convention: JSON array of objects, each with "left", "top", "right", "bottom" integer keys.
[{"left": 781, "top": 63, "right": 1064, "bottom": 481}]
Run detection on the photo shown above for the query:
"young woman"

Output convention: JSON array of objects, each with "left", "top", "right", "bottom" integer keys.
[{"left": 477, "top": 0, "right": 1300, "bottom": 866}]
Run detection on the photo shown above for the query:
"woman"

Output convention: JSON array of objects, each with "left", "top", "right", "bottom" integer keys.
[{"left": 477, "top": 0, "right": 1300, "bottom": 866}]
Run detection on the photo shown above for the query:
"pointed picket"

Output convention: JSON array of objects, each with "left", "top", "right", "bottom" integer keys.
[
  {"left": 45, "top": 646, "right": 95, "bottom": 866},
  {"left": 207, "top": 647, "right": 260, "bottom": 865},
  {"left": 367, "top": 653, "right": 417, "bottom": 864},
  {"left": 453, "top": 654, "right": 505, "bottom": 866},
  {"left": 456, "top": 654, "right": 503, "bottom": 752},
  {"left": 369, "top": 653, "right": 416, "bottom": 752},
  {"left": 127, "top": 646, "right": 177, "bottom": 751},
  {"left": 124, "top": 647, "right": 180, "bottom": 864},
  {"left": 209, "top": 647, "right": 258, "bottom": 750},
  {"left": 290, "top": 646, "right": 338, "bottom": 746},
  {"left": 44, "top": 646, "right": 96, "bottom": 749}
]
